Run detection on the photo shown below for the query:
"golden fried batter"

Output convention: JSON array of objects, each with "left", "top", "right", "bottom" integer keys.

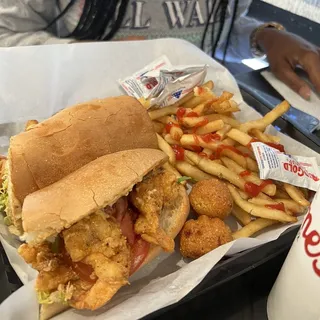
[
  {"left": 130, "top": 170, "right": 177, "bottom": 252},
  {"left": 71, "top": 253, "right": 128, "bottom": 310},
  {"left": 36, "top": 265, "right": 77, "bottom": 292},
  {"left": 63, "top": 213, "right": 129, "bottom": 268},
  {"left": 180, "top": 215, "right": 233, "bottom": 259},
  {"left": 190, "top": 179, "right": 233, "bottom": 219},
  {"left": 19, "top": 212, "right": 130, "bottom": 310},
  {"left": 18, "top": 242, "right": 61, "bottom": 272}
]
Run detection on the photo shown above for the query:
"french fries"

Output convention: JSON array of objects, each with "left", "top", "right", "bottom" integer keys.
[
  {"left": 274, "top": 198, "right": 306, "bottom": 215},
  {"left": 175, "top": 161, "right": 212, "bottom": 181},
  {"left": 181, "top": 116, "right": 208, "bottom": 128},
  {"left": 149, "top": 106, "right": 178, "bottom": 120},
  {"left": 170, "top": 126, "right": 184, "bottom": 141},
  {"left": 181, "top": 81, "right": 215, "bottom": 109},
  {"left": 180, "top": 134, "right": 219, "bottom": 150},
  {"left": 248, "top": 198, "right": 293, "bottom": 216},
  {"left": 274, "top": 188, "right": 291, "bottom": 199},
  {"left": 240, "top": 101, "right": 290, "bottom": 133},
  {"left": 206, "top": 114, "right": 240, "bottom": 128},
  {"left": 156, "top": 133, "right": 175, "bottom": 165},
  {"left": 156, "top": 116, "right": 179, "bottom": 125},
  {"left": 233, "top": 218, "right": 278, "bottom": 239},
  {"left": 152, "top": 121, "right": 165, "bottom": 134},
  {"left": 150, "top": 80, "right": 309, "bottom": 243},
  {"left": 164, "top": 134, "right": 179, "bottom": 145},
  {"left": 215, "top": 124, "right": 232, "bottom": 140},
  {"left": 195, "top": 120, "right": 224, "bottom": 135},
  {"left": 236, "top": 146, "right": 255, "bottom": 159},
  {"left": 185, "top": 151, "right": 246, "bottom": 190},
  {"left": 232, "top": 204, "right": 251, "bottom": 226},
  {"left": 283, "top": 183, "right": 310, "bottom": 207},
  {"left": 221, "top": 157, "right": 276, "bottom": 196},
  {"left": 193, "top": 103, "right": 205, "bottom": 115},
  {"left": 246, "top": 157, "right": 259, "bottom": 173},
  {"left": 250, "top": 128, "right": 273, "bottom": 143},
  {"left": 220, "top": 148, "right": 247, "bottom": 168},
  {"left": 227, "top": 128, "right": 252, "bottom": 146},
  {"left": 211, "top": 99, "right": 240, "bottom": 113},
  {"left": 228, "top": 185, "right": 297, "bottom": 223},
  {"left": 221, "top": 137, "right": 236, "bottom": 146},
  {"left": 207, "top": 91, "right": 234, "bottom": 114},
  {"left": 238, "top": 189, "right": 250, "bottom": 200}
]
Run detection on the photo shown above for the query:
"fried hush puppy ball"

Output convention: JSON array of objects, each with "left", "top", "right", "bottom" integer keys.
[
  {"left": 189, "top": 178, "right": 233, "bottom": 219},
  {"left": 180, "top": 215, "right": 233, "bottom": 259}
]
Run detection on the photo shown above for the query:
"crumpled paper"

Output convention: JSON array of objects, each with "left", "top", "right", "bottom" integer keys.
[{"left": 0, "top": 39, "right": 319, "bottom": 320}]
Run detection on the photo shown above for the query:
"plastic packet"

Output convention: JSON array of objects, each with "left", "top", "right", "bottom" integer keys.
[
  {"left": 119, "top": 56, "right": 207, "bottom": 108},
  {"left": 119, "top": 55, "right": 172, "bottom": 99},
  {"left": 251, "top": 142, "right": 320, "bottom": 191}
]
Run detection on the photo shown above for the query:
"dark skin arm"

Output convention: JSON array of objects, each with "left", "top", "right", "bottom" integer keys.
[{"left": 256, "top": 28, "right": 320, "bottom": 100}]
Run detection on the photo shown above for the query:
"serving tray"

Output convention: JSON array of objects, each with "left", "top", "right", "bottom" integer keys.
[{"left": 0, "top": 85, "right": 318, "bottom": 320}]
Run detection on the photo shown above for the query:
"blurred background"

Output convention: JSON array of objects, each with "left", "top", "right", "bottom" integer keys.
[{"left": 226, "top": 0, "right": 320, "bottom": 75}]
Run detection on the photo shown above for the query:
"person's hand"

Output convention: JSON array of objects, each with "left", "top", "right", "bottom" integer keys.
[{"left": 256, "top": 28, "right": 320, "bottom": 99}]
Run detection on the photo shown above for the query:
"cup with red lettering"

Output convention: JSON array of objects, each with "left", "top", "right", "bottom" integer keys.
[{"left": 267, "top": 190, "right": 320, "bottom": 320}]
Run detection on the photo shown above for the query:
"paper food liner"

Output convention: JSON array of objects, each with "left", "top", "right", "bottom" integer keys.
[
  {"left": 261, "top": 70, "right": 320, "bottom": 122},
  {"left": 0, "top": 39, "right": 319, "bottom": 320}
]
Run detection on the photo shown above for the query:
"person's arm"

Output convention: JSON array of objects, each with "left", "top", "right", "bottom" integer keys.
[
  {"left": 215, "top": 0, "right": 260, "bottom": 62},
  {"left": 0, "top": 1, "right": 74, "bottom": 47}
]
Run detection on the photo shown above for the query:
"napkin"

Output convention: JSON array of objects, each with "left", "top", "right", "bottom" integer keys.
[{"left": 261, "top": 70, "right": 320, "bottom": 122}]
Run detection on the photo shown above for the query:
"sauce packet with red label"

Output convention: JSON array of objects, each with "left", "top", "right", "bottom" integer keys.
[
  {"left": 251, "top": 142, "right": 320, "bottom": 191},
  {"left": 119, "top": 55, "right": 172, "bottom": 99},
  {"left": 118, "top": 56, "right": 207, "bottom": 108}
]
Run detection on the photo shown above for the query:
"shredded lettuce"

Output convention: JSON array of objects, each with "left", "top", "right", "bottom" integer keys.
[
  {"left": 3, "top": 216, "right": 11, "bottom": 226},
  {"left": 177, "top": 176, "right": 195, "bottom": 184},
  {"left": 37, "top": 283, "right": 74, "bottom": 305},
  {"left": 37, "top": 291, "right": 53, "bottom": 305},
  {"left": 37, "top": 290, "right": 69, "bottom": 305},
  {"left": 0, "top": 175, "right": 8, "bottom": 214},
  {"left": 58, "top": 291, "right": 69, "bottom": 305}
]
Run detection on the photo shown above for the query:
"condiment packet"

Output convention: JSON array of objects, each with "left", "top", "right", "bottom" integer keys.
[
  {"left": 119, "top": 55, "right": 172, "bottom": 99},
  {"left": 251, "top": 142, "right": 320, "bottom": 191},
  {"left": 119, "top": 56, "right": 207, "bottom": 108},
  {"left": 150, "top": 66, "right": 207, "bottom": 107}
]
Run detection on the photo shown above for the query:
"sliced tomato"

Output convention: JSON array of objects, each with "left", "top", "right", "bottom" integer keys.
[
  {"left": 62, "top": 247, "right": 95, "bottom": 283},
  {"left": 115, "top": 197, "right": 128, "bottom": 222},
  {"left": 130, "top": 237, "right": 150, "bottom": 275},
  {"left": 121, "top": 210, "right": 136, "bottom": 246},
  {"left": 72, "top": 261, "right": 96, "bottom": 283}
]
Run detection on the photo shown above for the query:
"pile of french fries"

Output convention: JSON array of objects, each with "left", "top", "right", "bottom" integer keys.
[{"left": 146, "top": 81, "right": 310, "bottom": 239}]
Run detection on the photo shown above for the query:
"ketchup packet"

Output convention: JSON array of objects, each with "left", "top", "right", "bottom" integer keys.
[
  {"left": 251, "top": 142, "right": 320, "bottom": 191},
  {"left": 119, "top": 56, "right": 207, "bottom": 108},
  {"left": 119, "top": 55, "right": 172, "bottom": 99}
]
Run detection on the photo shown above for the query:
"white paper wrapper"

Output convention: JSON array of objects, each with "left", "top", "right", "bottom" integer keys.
[
  {"left": 261, "top": 70, "right": 320, "bottom": 121},
  {"left": 0, "top": 39, "right": 319, "bottom": 320}
]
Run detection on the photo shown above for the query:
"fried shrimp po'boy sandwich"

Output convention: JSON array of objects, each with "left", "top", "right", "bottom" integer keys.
[
  {"left": 0, "top": 96, "right": 157, "bottom": 235},
  {"left": 18, "top": 149, "right": 189, "bottom": 320}
]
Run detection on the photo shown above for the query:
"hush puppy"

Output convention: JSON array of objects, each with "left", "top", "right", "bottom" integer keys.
[
  {"left": 189, "top": 178, "right": 233, "bottom": 219},
  {"left": 180, "top": 215, "right": 233, "bottom": 259}
]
